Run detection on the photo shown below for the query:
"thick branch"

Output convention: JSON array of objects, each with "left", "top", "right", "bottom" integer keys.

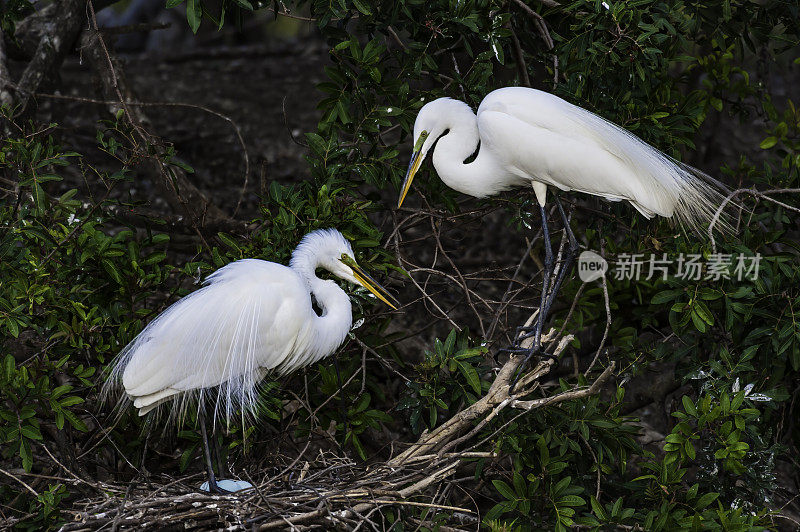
[
  {"left": 13, "top": 0, "right": 87, "bottom": 115},
  {"left": 0, "top": 28, "right": 11, "bottom": 107},
  {"left": 251, "top": 330, "right": 614, "bottom": 530},
  {"left": 79, "top": 20, "right": 233, "bottom": 229},
  {"left": 512, "top": 361, "right": 616, "bottom": 410},
  {"left": 389, "top": 328, "right": 577, "bottom": 465},
  {"left": 3, "top": 0, "right": 121, "bottom": 61},
  {"left": 512, "top": 0, "right": 560, "bottom": 13},
  {"left": 509, "top": 0, "right": 554, "bottom": 49},
  {"left": 509, "top": 24, "right": 531, "bottom": 87}
]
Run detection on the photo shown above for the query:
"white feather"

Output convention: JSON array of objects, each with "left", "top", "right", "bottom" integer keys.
[
  {"left": 412, "top": 87, "right": 732, "bottom": 235},
  {"left": 103, "top": 229, "right": 361, "bottom": 425}
]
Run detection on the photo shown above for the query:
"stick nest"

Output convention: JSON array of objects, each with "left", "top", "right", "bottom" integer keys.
[{"left": 59, "top": 328, "right": 615, "bottom": 531}]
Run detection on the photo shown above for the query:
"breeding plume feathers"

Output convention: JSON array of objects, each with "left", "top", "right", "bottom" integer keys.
[
  {"left": 102, "top": 228, "right": 380, "bottom": 427},
  {"left": 406, "top": 87, "right": 735, "bottom": 236},
  {"left": 543, "top": 90, "right": 734, "bottom": 235}
]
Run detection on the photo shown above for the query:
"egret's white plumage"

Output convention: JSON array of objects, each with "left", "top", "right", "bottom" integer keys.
[
  {"left": 104, "top": 228, "right": 397, "bottom": 424},
  {"left": 399, "top": 87, "right": 730, "bottom": 234}
]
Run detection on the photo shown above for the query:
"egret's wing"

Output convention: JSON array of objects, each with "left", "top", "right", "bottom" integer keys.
[
  {"left": 110, "top": 259, "right": 312, "bottom": 421},
  {"left": 478, "top": 109, "right": 657, "bottom": 211},
  {"left": 479, "top": 88, "right": 731, "bottom": 233}
]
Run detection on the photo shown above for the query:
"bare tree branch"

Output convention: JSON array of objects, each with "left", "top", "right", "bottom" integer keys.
[
  {"left": 78, "top": 5, "right": 236, "bottom": 233},
  {"left": 13, "top": 0, "right": 87, "bottom": 116},
  {"left": 0, "top": 28, "right": 11, "bottom": 108}
]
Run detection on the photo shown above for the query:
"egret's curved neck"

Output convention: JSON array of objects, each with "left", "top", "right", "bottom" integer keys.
[
  {"left": 431, "top": 109, "right": 512, "bottom": 198},
  {"left": 290, "top": 251, "right": 352, "bottom": 364}
]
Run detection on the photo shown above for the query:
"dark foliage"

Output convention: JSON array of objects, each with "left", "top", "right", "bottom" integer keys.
[{"left": 0, "top": 0, "right": 798, "bottom": 529}]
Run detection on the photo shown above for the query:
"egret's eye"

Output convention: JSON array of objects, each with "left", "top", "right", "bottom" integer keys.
[
  {"left": 339, "top": 254, "right": 358, "bottom": 269},
  {"left": 414, "top": 131, "right": 429, "bottom": 151}
]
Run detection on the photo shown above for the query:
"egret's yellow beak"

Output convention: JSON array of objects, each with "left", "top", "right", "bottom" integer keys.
[
  {"left": 340, "top": 256, "right": 399, "bottom": 310},
  {"left": 398, "top": 131, "right": 429, "bottom": 208}
]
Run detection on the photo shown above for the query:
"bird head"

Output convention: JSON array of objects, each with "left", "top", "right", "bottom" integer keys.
[
  {"left": 398, "top": 98, "right": 456, "bottom": 208},
  {"left": 337, "top": 253, "right": 399, "bottom": 310},
  {"left": 304, "top": 229, "right": 398, "bottom": 310}
]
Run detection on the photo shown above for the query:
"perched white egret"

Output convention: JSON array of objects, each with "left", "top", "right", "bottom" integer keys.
[
  {"left": 104, "top": 228, "right": 398, "bottom": 492},
  {"left": 398, "top": 87, "right": 730, "bottom": 377}
]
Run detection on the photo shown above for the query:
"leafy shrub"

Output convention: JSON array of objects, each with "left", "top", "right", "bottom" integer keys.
[{"left": 1, "top": 0, "right": 798, "bottom": 528}]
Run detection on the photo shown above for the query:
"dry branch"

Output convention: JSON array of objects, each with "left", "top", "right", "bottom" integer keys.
[
  {"left": 2, "top": 0, "right": 118, "bottom": 61},
  {"left": 13, "top": 0, "right": 87, "bottom": 115},
  {"left": 0, "top": 28, "right": 11, "bottom": 108},
  {"left": 60, "top": 324, "right": 616, "bottom": 530},
  {"left": 78, "top": 13, "right": 237, "bottom": 233}
]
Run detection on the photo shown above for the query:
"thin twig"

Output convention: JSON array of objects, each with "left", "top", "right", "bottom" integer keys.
[
  {"left": 708, "top": 187, "right": 800, "bottom": 252},
  {"left": 585, "top": 238, "right": 611, "bottom": 376},
  {"left": 508, "top": 24, "right": 531, "bottom": 87},
  {"left": 0, "top": 466, "right": 39, "bottom": 497}
]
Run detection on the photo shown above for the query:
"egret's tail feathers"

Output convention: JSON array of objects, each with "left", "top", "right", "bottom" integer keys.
[
  {"left": 555, "top": 97, "right": 738, "bottom": 239},
  {"left": 101, "top": 260, "right": 295, "bottom": 429},
  {"left": 671, "top": 161, "right": 737, "bottom": 238},
  {"left": 103, "top": 336, "right": 271, "bottom": 428}
]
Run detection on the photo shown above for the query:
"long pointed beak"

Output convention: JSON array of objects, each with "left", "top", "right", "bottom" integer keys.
[
  {"left": 350, "top": 265, "right": 400, "bottom": 310},
  {"left": 398, "top": 149, "right": 422, "bottom": 209}
]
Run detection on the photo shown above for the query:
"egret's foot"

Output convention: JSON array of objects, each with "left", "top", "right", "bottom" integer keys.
[
  {"left": 493, "top": 324, "right": 542, "bottom": 364},
  {"left": 507, "top": 349, "right": 559, "bottom": 396},
  {"left": 508, "top": 319, "right": 550, "bottom": 351},
  {"left": 200, "top": 477, "right": 231, "bottom": 494},
  {"left": 494, "top": 345, "right": 528, "bottom": 365},
  {"left": 200, "top": 478, "right": 253, "bottom": 493}
]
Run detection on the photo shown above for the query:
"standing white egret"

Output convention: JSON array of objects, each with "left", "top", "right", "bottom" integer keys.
[
  {"left": 397, "top": 87, "right": 730, "bottom": 380},
  {"left": 104, "top": 228, "right": 398, "bottom": 492}
]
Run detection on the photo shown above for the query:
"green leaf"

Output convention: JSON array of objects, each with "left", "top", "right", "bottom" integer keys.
[
  {"left": 217, "top": 232, "right": 241, "bottom": 253},
  {"left": 684, "top": 439, "right": 696, "bottom": 460},
  {"left": 492, "top": 479, "right": 516, "bottom": 501},
  {"left": 651, "top": 290, "right": 681, "bottom": 304},
  {"left": 101, "top": 259, "right": 123, "bottom": 284},
  {"left": 691, "top": 310, "right": 707, "bottom": 333},
  {"left": 681, "top": 395, "right": 697, "bottom": 417},
  {"left": 20, "top": 440, "right": 32, "bottom": 472},
  {"left": 693, "top": 301, "right": 714, "bottom": 326},
  {"left": 62, "top": 409, "right": 88, "bottom": 432},
  {"left": 443, "top": 329, "right": 457, "bottom": 354},
  {"left": 759, "top": 136, "right": 778, "bottom": 149},
  {"left": 179, "top": 444, "right": 197, "bottom": 472},
  {"left": 559, "top": 495, "right": 586, "bottom": 507},
  {"left": 456, "top": 360, "right": 482, "bottom": 395},
  {"left": 21, "top": 424, "right": 42, "bottom": 440},
  {"left": 552, "top": 476, "right": 572, "bottom": 497},
  {"left": 187, "top": 0, "right": 202, "bottom": 33},
  {"left": 351, "top": 0, "right": 372, "bottom": 15},
  {"left": 59, "top": 396, "right": 84, "bottom": 408},
  {"left": 695, "top": 492, "right": 719, "bottom": 509},
  {"left": 590, "top": 495, "right": 608, "bottom": 520}
]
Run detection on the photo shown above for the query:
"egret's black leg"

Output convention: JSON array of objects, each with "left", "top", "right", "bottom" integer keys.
[
  {"left": 540, "top": 196, "right": 579, "bottom": 323},
  {"left": 509, "top": 204, "right": 555, "bottom": 394},
  {"left": 199, "top": 408, "right": 228, "bottom": 494},
  {"left": 332, "top": 353, "right": 350, "bottom": 438},
  {"left": 210, "top": 428, "right": 229, "bottom": 480},
  {"left": 533, "top": 203, "right": 555, "bottom": 353},
  {"left": 140, "top": 428, "right": 150, "bottom": 475}
]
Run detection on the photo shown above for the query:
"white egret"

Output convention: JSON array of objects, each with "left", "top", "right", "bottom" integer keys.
[
  {"left": 104, "top": 228, "right": 398, "bottom": 492},
  {"left": 398, "top": 87, "right": 730, "bottom": 380}
]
